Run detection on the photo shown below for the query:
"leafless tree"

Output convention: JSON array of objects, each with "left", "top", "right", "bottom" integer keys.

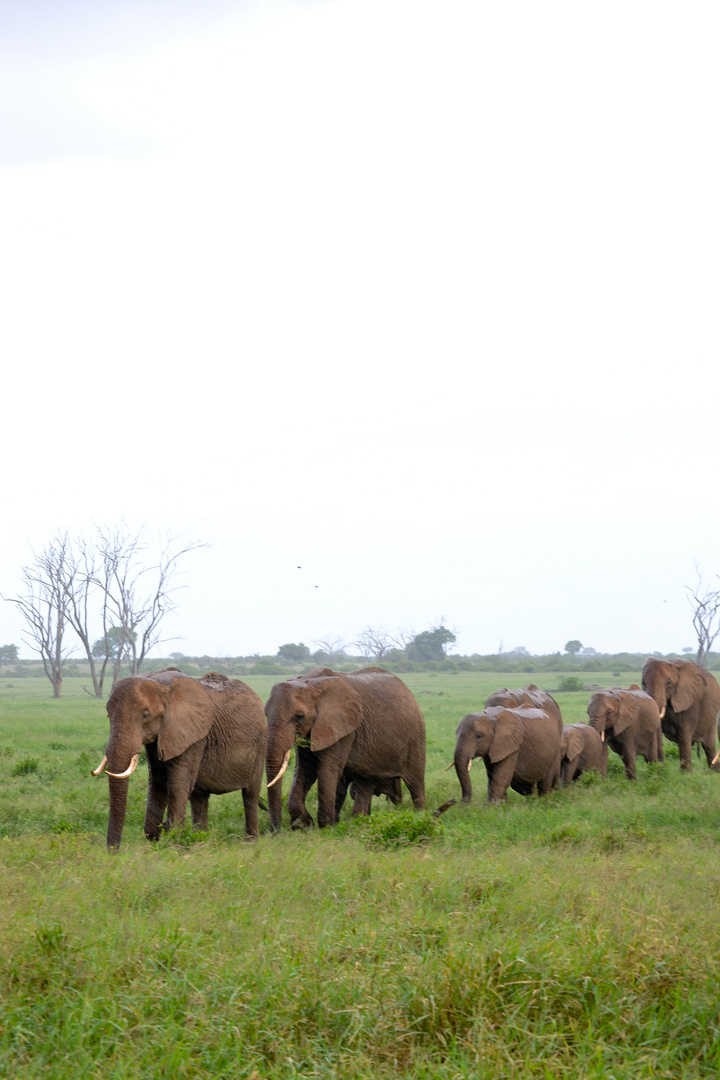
[
  {"left": 61, "top": 535, "right": 116, "bottom": 698},
  {"left": 686, "top": 564, "right": 720, "bottom": 667},
  {"left": 390, "top": 627, "right": 415, "bottom": 653},
  {"left": 3, "top": 533, "right": 75, "bottom": 697},
  {"left": 313, "top": 636, "right": 347, "bottom": 665},
  {"left": 96, "top": 525, "right": 206, "bottom": 684},
  {"left": 354, "top": 626, "right": 393, "bottom": 661}
]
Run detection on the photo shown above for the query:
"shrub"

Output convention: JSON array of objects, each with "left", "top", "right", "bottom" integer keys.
[
  {"left": 558, "top": 675, "right": 585, "bottom": 692},
  {"left": 12, "top": 756, "right": 39, "bottom": 776}
]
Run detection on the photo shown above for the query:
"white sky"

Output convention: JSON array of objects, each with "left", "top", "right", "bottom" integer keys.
[{"left": 1, "top": 0, "right": 718, "bottom": 660}]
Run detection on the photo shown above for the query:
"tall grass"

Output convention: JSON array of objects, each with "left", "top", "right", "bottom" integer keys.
[{"left": 2, "top": 674, "right": 720, "bottom": 1078}]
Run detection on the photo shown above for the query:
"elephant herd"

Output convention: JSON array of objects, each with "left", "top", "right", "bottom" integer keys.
[{"left": 90, "top": 658, "right": 720, "bottom": 849}]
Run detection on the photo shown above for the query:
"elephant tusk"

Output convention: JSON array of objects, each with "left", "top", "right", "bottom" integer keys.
[
  {"left": 601, "top": 732, "right": 605, "bottom": 742},
  {"left": 659, "top": 707, "right": 666, "bottom": 720},
  {"left": 468, "top": 759, "right": 473, "bottom": 771},
  {"left": 106, "top": 754, "right": 140, "bottom": 779},
  {"left": 91, "top": 755, "right": 108, "bottom": 776},
  {"left": 444, "top": 761, "right": 456, "bottom": 771},
  {"left": 267, "top": 749, "right": 292, "bottom": 789},
  {"left": 712, "top": 749, "right": 720, "bottom": 767}
]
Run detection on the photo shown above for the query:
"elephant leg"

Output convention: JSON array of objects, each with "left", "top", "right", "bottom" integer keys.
[
  {"left": 656, "top": 730, "right": 665, "bottom": 763},
  {"left": 165, "top": 744, "right": 204, "bottom": 828},
  {"left": 563, "top": 759, "right": 579, "bottom": 784},
  {"left": 620, "top": 744, "right": 637, "bottom": 781},
  {"left": 486, "top": 756, "right": 516, "bottom": 802},
  {"left": 144, "top": 747, "right": 168, "bottom": 841},
  {"left": 349, "top": 779, "right": 373, "bottom": 817},
  {"left": 241, "top": 787, "right": 260, "bottom": 840},
  {"left": 335, "top": 772, "right": 350, "bottom": 819},
  {"left": 316, "top": 755, "right": 346, "bottom": 827},
  {"left": 287, "top": 749, "right": 318, "bottom": 829},
  {"left": 678, "top": 727, "right": 694, "bottom": 771},
  {"left": 190, "top": 790, "right": 210, "bottom": 830},
  {"left": 700, "top": 734, "right": 720, "bottom": 770}
]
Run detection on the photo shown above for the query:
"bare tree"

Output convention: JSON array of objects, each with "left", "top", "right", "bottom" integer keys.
[
  {"left": 62, "top": 535, "right": 116, "bottom": 698},
  {"left": 96, "top": 525, "right": 206, "bottom": 683},
  {"left": 686, "top": 565, "right": 720, "bottom": 667},
  {"left": 313, "top": 636, "right": 347, "bottom": 665},
  {"left": 3, "top": 533, "right": 75, "bottom": 697},
  {"left": 354, "top": 626, "right": 393, "bottom": 661}
]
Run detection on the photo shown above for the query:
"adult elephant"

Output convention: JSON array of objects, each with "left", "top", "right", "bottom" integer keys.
[
  {"left": 560, "top": 723, "right": 607, "bottom": 784},
  {"left": 264, "top": 667, "right": 426, "bottom": 830},
  {"left": 485, "top": 684, "right": 563, "bottom": 727},
  {"left": 586, "top": 687, "right": 662, "bottom": 780},
  {"left": 642, "top": 657, "right": 720, "bottom": 770},
  {"left": 453, "top": 703, "right": 562, "bottom": 803},
  {"left": 92, "top": 668, "right": 267, "bottom": 849}
]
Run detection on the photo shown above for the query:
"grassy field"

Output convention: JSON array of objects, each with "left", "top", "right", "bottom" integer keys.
[{"left": 2, "top": 672, "right": 720, "bottom": 1078}]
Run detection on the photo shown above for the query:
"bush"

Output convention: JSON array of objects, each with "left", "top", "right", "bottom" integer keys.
[{"left": 558, "top": 675, "right": 585, "bottom": 692}]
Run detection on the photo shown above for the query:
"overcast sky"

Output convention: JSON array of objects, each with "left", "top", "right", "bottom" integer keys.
[{"left": 1, "top": 0, "right": 718, "bottom": 662}]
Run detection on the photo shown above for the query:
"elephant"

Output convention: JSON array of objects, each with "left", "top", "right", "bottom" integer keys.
[
  {"left": 264, "top": 666, "right": 426, "bottom": 830},
  {"left": 485, "top": 684, "right": 563, "bottom": 728},
  {"left": 641, "top": 657, "right": 720, "bottom": 770},
  {"left": 92, "top": 668, "right": 267, "bottom": 849},
  {"left": 560, "top": 723, "right": 607, "bottom": 784},
  {"left": 586, "top": 687, "right": 662, "bottom": 780},
  {"left": 453, "top": 702, "right": 562, "bottom": 803}
]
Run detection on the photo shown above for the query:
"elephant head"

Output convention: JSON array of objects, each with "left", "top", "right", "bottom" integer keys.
[
  {"left": 641, "top": 657, "right": 704, "bottom": 718},
  {"left": 560, "top": 723, "right": 586, "bottom": 763},
  {"left": 265, "top": 671, "right": 363, "bottom": 830},
  {"left": 93, "top": 669, "right": 217, "bottom": 849},
  {"left": 453, "top": 707, "right": 524, "bottom": 803},
  {"left": 586, "top": 690, "right": 630, "bottom": 739}
]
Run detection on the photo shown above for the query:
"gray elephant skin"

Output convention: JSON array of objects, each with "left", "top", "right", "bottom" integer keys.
[
  {"left": 264, "top": 667, "right": 426, "bottom": 830},
  {"left": 560, "top": 723, "right": 607, "bottom": 784},
  {"left": 453, "top": 684, "right": 562, "bottom": 802},
  {"left": 642, "top": 657, "right": 720, "bottom": 770},
  {"left": 586, "top": 687, "right": 662, "bottom": 780},
  {"left": 93, "top": 668, "right": 267, "bottom": 849}
]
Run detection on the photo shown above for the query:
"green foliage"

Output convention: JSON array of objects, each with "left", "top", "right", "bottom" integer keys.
[
  {"left": 11, "top": 756, "right": 39, "bottom": 776},
  {"left": 558, "top": 675, "right": 585, "bottom": 691},
  {"left": 344, "top": 808, "right": 442, "bottom": 848},
  {"left": 276, "top": 642, "right": 312, "bottom": 664},
  {"left": 564, "top": 639, "right": 583, "bottom": 655},
  {"left": 91, "top": 626, "right": 135, "bottom": 660},
  {"left": 406, "top": 625, "right": 456, "bottom": 663}
]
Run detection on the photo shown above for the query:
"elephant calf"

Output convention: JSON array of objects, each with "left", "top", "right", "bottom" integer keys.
[
  {"left": 453, "top": 704, "right": 562, "bottom": 803},
  {"left": 587, "top": 687, "right": 662, "bottom": 781},
  {"left": 560, "top": 723, "right": 607, "bottom": 784}
]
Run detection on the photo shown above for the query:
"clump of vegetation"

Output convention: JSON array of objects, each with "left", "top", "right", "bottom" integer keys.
[
  {"left": 12, "top": 756, "right": 39, "bottom": 776},
  {"left": 349, "top": 808, "right": 443, "bottom": 848},
  {"left": 558, "top": 675, "right": 585, "bottom": 692}
]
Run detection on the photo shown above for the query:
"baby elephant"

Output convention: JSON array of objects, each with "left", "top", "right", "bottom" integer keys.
[
  {"left": 587, "top": 687, "right": 663, "bottom": 780},
  {"left": 560, "top": 723, "right": 607, "bottom": 784},
  {"left": 453, "top": 704, "right": 562, "bottom": 803}
]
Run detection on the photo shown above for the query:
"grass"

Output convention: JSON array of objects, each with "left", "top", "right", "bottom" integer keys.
[{"left": 2, "top": 672, "right": 720, "bottom": 1077}]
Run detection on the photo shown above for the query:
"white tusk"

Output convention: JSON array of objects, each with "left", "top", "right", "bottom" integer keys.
[
  {"left": 468, "top": 759, "right": 473, "bottom": 771},
  {"left": 659, "top": 707, "right": 666, "bottom": 720},
  {"left": 712, "top": 749, "right": 720, "bottom": 767},
  {"left": 601, "top": 732, "right": 605, "bottom": 742},
  {"left": 91, "top": 755, "right": 108, "bottom": 776},
  {"left": 106, "top": 754, "right": 140, "bottom": 779},
  {"left": 267, "top": 749, "right": 292, "bottom": 789}
]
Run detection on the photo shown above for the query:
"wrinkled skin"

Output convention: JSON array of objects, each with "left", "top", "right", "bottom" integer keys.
[
  {"left": 98, "top": 668, "right": 267, "bottom": 849},
  {"left": 485, "top": 684, "right": 563, "bottom": 729},
  {"left": 453, "top": 702, "right": 562, "bottom": 803},
  {"left": 265, "top": 667, "right": 426, "bottom": 830},
  {"left": 587, "top": 687, "right": 662, "bottom": 780},
  {"left": 642, "top": 657, "right": 720, "bottom": 771},
  {"left": 560, "top": 723, "right": 607, "bottom": 784}
]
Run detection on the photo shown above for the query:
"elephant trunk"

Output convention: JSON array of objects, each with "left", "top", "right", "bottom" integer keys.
[
  {"left": 642, "top": 674, "right": 667, "bottom": 720},
  {"left": 454, "top": 743, "right": 474, "bottom": 803},
  {"left": 107, "top": 775, "right": 130, "bottom": 850},
  {"left": 266, "top": 729, "right": 294, "bottom": 831}
]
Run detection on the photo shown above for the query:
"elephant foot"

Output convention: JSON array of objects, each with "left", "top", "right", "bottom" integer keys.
[{"left": 290, "top": 816, "right": 315, "bottom": 830}]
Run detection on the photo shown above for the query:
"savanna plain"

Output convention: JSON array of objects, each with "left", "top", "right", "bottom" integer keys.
[{"left": 2, "top": 671, "right": 720, "bottom": 1079}]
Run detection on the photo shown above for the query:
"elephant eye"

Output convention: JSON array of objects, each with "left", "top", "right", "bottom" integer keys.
[
  {"left": 142, "top": 709, "right": 150, "bottom": 719},
  {"left": 293, "top": 713, "right": 304, "bottom": 722}
]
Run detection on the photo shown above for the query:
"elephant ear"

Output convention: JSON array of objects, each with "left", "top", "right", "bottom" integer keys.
[
  {"left": 489, "top": 709, "right": 524, "bottom": 764},
  {"left": 608, "top": 693, "right": 633, "bottom": 735},
  {"left": 156, "top": 676, "right": 216, "bottom": 761},
  {"left": 672, "top": 664, "right": 704, "bottom": 713},
  {"left": 563, "top": 726, "right": 585, "bottom": 762},
  {"left": 310, "top": 677, "right": 363, "bottom": 752}
]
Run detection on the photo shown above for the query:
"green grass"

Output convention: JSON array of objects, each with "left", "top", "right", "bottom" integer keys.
[{"left": 2, "top": 673, "right": 720, "bottom": 1078}]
